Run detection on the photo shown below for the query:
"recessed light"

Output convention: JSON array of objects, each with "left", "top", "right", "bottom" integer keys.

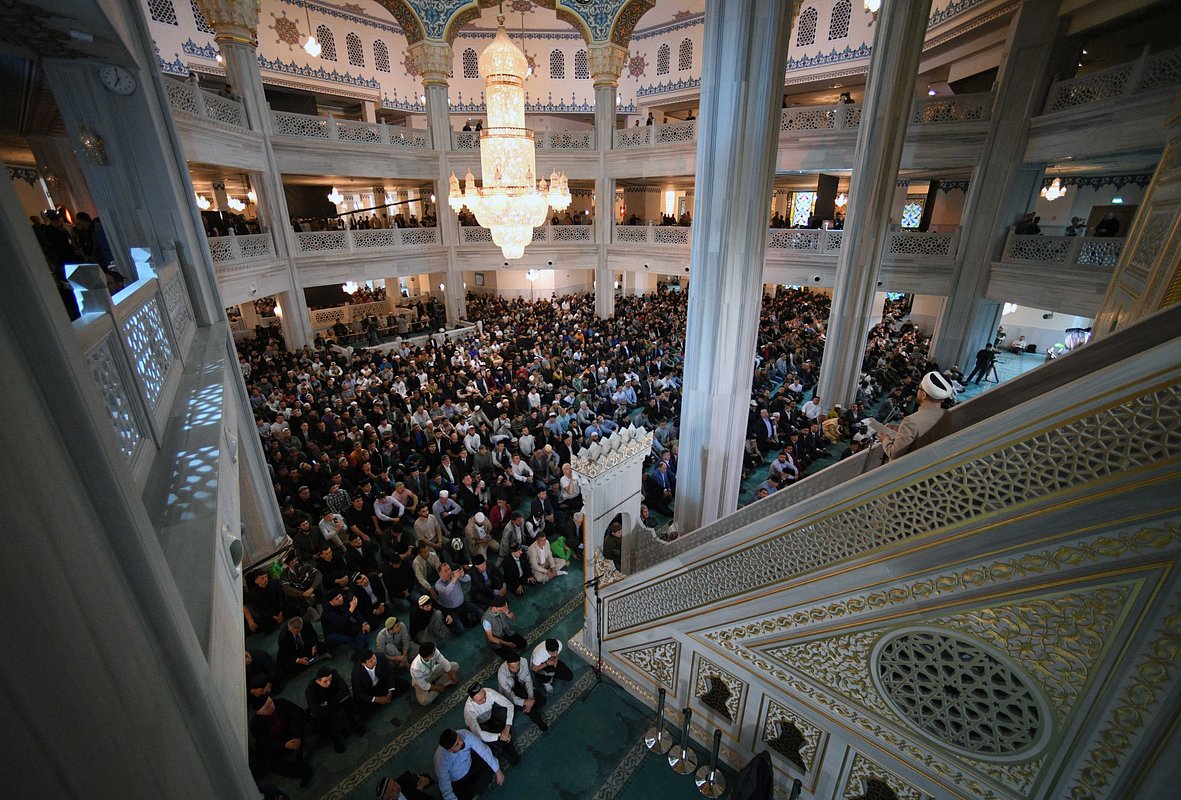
[
  {"left": 1082, "top": 49, "right": 1088, "bottom": 55},
  {"left": 927, "top": 88, "right": 937, "bottom": 96},
  {"left": 1111, "top": 197, "right": 1124, "bottom": 204}
]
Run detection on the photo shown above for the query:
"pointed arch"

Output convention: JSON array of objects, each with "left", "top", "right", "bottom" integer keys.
[
  {"left": 829, "top": 0, "right": 852, "bottom": 40},
  {"left": 371, "top": 0, "right": 424, "bottom": 45},
  {"left": 374, "top": 40, "right": 391, "bottom": 72},
  {"left": 346, "top": 32, "right": 364, "bottom": 67},
  {"left": 317, "top": 25, "right": 337, "bottom": 61},
  {"left": 462, "top": 47, "right": 479, "bottom": 79},
  {"left": 796, "top": 7, "right": 818, "bottom": 47}
]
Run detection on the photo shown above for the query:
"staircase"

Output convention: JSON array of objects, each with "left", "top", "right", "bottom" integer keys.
[{"left": 582, "top": 304, "right": 1181, "bottom": 800}]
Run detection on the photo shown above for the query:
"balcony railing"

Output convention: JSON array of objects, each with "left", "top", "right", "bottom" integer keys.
[
  {"left": 612, "top": 119, "right": 697, "bottom": 149},
  {"left": 780, "top": 103, "right": 861, "bottom": 132},
  {"left": 910, "top": 92, "right": 993, "bottom": 124},
  {"left": 163, "top": 76, "right": 247, "bottom": 128},
  {"left": 1000, "top": 230, "right": 1124, "bottom": 267},
  {"left": 206, "top": 233, "right": 276, "bottom": 266},
  {"left": 459, "top": 224, "right": 594, "bottom": 246},
  {"left": 72, "top": 261, "right": 195, "bottom": 478},
  {"left": 294, "top": 227, "right": 441, "bottom": 254},
  {"left": 612, "top": 225, "right": 691, "bottom": 245},
  {"left": 616, "top": 226, "right": 958, "bottom": 258},
  {"left": 1043, "top": 46, "right": 1181, "bottom": 113},
  {"left": 271, "top": 111, "right": 430, "bottom": 148},
  {"left": 452, "top": 129, "right": 594, "bottom": 151}
]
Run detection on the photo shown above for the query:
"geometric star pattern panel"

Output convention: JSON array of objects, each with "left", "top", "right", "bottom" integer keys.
[
  {"left": 844, "top": 750, "right": 930, "bottom": 800},
  {"left": 692, "top": 654, "right": 747, "bottom": 727},
  {"left": 615, "top": 639, "right": 680, "bottom": 690}
]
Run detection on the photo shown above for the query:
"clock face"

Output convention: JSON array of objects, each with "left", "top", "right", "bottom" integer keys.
[{"left": 99, "top": 64, "right": 137, "bottom": 96}]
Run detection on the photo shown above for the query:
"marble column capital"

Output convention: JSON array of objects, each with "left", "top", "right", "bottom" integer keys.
[
  {"left": 408, "top": 40, "right": 454, "bottom": 87},
  {"left": 589, "top": 43, "right": 628, "bottom": 88},
  {"left": 194, "top": 0, "right": 260, "bottom": 46}
]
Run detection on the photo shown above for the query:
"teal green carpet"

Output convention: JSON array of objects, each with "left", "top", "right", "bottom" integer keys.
[{"left": 248, "top": 557, "right": 727, "bottom": 799}]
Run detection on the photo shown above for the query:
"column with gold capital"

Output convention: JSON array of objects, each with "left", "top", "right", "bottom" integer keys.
[
  {"left": 195, "top": 0, "right": 314, "bottom": 347},
  {"left": 409, "top": 39, "right": 467, "bottom": 321},
  {"left": 590, "top": 43, "right": 628, "bottom": 319}
]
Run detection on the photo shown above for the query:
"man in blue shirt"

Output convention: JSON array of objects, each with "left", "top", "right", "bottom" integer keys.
[{"left": 434, "top": 728, "right": 503, "bottom": 800}]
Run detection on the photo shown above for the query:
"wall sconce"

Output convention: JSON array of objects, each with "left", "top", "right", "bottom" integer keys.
[{"left": 77, "top": 123, "right": 107, "bottom": 165}]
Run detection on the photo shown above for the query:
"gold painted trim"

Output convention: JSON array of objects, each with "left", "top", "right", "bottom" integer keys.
[
  {"left": 605, "top": 374, "right": 1181, "bottom": 634},
  {"left": 611, "top": 472, "right": 1181, "bottom": 640}
]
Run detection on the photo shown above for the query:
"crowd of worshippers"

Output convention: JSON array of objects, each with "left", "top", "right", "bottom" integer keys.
[
  {"left": 238, "top": 287, "right": 953, "bottom": 791},
  {"left": 741, "top": 294, "right": 955, "bottom": 501}
]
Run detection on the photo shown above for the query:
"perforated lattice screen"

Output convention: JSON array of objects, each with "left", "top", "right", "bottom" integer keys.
[{"left": 875, "top": 631, "right": 1045, "bottom": 758}]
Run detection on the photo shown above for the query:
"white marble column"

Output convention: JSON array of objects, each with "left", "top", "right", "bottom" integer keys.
[
  {"left": 672, "top": 0, "right": 793, "bottom": 534},
  {"left": 410, "top": 39, "right": 466, "bottom": 321},
  {"left": 932, "top": 0, "right": 1064, "bottom": 368},
  {"left": 197, "top": 0, "right": 315, "bottom": 347},
  {"left": 815, "top": 0, "right": 933, "bottom": 410},
  {"left": 591, "top": 44, "right": 627, "bottom": 319}
]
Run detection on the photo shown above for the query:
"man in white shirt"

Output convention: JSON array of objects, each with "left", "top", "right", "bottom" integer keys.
[
  {"left": 527, "top": 530, "right": 567, "bottom": 584},
  {"left": 529, "top": 638, "right": 573, "bottom": 693},
  {"left": 409, "top": 641, "right": 461, "bottom": 706},
  {"left": 462, "top": 683, "right": 521, "bottom": 764},
  {"left": 801, "top": 395, "right": 824, "bottom": 421}
]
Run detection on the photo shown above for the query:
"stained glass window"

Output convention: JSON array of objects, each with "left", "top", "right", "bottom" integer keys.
[
  {"left": 657, "top": 44, "right": 670, "bottom": 75},
  {"left": 574, "top": 49, "right": 589, "bottom": 79},
  {"left": 678, "top": 39, "right": 693, "bottom": 71},
  {"left": 901, "top": 200, "right": 924, "bottom": 229},
  {"left": 791, "top": 191, "right": 816, "bottom": 227},
  {"left": 550, "top": 49, "right": 565, "bottom": 79}
]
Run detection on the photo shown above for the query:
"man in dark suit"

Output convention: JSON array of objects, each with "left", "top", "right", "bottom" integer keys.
[
  {"left": 499, "top": 541, "right": 535, "bottom": 596},
  {"left": 304, "top": 666, "right": 363, "bottom": 753},
  {"left": 351, "top": 649, "right": 408, "bottom": 725},
  {"left": 468, "top": 553, "right": 505, "bottom": 609},
  {"left": 276, "top": 616, "right": 319, "bottom": 679}
]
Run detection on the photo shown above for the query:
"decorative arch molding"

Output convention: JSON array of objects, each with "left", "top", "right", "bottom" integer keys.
[
  {"left": 609, "top": 0, "right": 657, "bottom": 47},
  {"left": 373, "top": 0, "right": 424, "bottom": 44},
  {"left": 442, "top": 1, "right": 592, "bottom": 46}
]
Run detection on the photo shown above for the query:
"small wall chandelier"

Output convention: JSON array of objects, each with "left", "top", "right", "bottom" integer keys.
[
  {"left": 448, "top": 8, "right": 570, "bottom": 259},
  {"left": 1040, "top": 177, "right": 1067, "bottom": 202},
  {"left": 834, "top": 192, "right": 848, "bottom": 208},
  {"left": 327, "top": 187, "right": 344, "bottom": 205}
]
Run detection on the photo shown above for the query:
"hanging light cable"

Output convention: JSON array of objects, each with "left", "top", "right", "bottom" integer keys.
[{"left": 303, "top": 4, "right": 322, "bottom": 58}]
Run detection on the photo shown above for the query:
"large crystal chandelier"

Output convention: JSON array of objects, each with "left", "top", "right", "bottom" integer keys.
[{"left": 448, "top": 10, "right": 570, "bottom": 259}]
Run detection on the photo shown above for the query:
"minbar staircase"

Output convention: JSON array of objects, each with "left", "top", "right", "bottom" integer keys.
[{"left": 578, "top": 303, "right": 1181, "bottom": 800}]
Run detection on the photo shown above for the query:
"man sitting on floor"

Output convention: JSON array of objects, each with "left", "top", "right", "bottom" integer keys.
[
  {"left": 434, "top": 728, "right": 503, "bottom": 800},
  {"left": 409, "top": 641, "right": 461, "bottom": 706},
  {"left": 527, "top": 530, "right": 568, "bottom": 584},
  {"left": 497, "top": 652, "right": 548, "bottom": 731},
  {"left": 480, "top": 596, "right": 527, "bottom": 660},
  {"left": 462, "top": 682, "right": 521, "bottom": 765},
  {"left": 530, "top": 638, "right": 574, "bottom": 693},
  {"left": 350, "top": 649, "right": 407, "bottom": 726}
]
